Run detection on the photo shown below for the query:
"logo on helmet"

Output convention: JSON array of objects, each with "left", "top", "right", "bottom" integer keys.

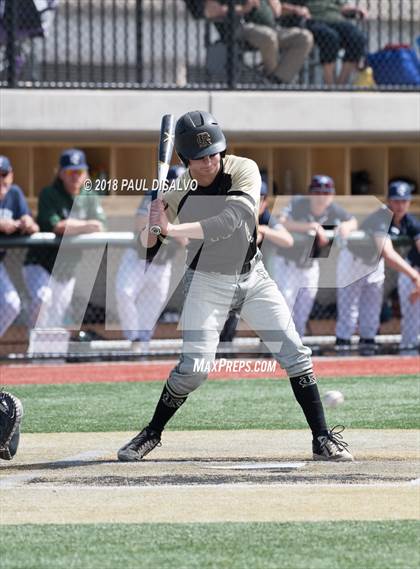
[{"left": 196, "top": 132, "right": 212, "bottom": 148}]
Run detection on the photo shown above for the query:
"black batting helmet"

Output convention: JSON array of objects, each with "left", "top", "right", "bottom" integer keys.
[{"left": 175, "top": 111, "right": 227, "bottom": 164}]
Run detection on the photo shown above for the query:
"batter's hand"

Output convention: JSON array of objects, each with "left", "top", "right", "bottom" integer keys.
[{"left": 150, "top": 199, "right": 169, "bottom": 235}]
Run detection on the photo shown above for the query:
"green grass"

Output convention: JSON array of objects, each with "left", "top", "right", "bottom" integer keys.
[
  {"left": 8, "top": 375, "right": 420, "bottom": 432},
  {"left": 0, "top": 521, "right": 418, "bottom": 569}
]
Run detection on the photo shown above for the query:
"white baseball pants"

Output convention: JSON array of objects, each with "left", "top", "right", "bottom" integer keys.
[
  {"left": 272, "top": 256, "right": 320, "bottom": 337},
  {"left": 0, "top": 263, "right": 21, "bottom": 336},
  {"left": 336, "top": 250, "right": 385, "bottom": 340},
  {"left": 167, "top": 258, "right": 312, "bottom": 396},
  {"left": 398, "top": 270, "right": 420, "bottom": 349},
  {"left": 23, "top": 264, "right": 76, "bottom": 328},
  {"left": 115, "top": 248, "right": 172, "bottom": 342}
]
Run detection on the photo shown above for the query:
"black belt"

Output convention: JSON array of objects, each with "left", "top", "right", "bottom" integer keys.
[
  {"left": 240, "top": 260, "right": 252, "bottom": 274},
  {"left": 187, "top": 255, "right": 256, "bottom": 276}
]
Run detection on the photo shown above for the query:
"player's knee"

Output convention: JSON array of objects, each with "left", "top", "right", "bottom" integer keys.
[
  {"left": 167, "top": 372, "right": 207, "bottom": 396},
  {"left": 168, "top": 357, "right": 210, "bottom": 395}
]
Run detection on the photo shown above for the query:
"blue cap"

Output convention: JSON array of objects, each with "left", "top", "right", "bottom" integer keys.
[
  {"left": 0, "top": 155, "right": 12, "bottom": 173},
  {"left": 260, "top": 181, "right": 268, "bottom": 196},
  {"left": 388, "top": 180, "right": 412, "bottom": 200},
  {"left": 59, "top": 149, "right": 88, "bottom": 170},
  {"left": 309, "top": 175, "right": 335, "bottom": 194},
  {"left": 167, "top": 165, "right": 186, "bottom": 180}
]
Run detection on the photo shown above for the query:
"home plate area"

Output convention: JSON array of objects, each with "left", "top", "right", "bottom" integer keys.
[
  {"left": 1, "top": 430, "right": 419, "bottom": 525},
  {"left": 2, "top": 429, "right": 419, "bottom": 488}
]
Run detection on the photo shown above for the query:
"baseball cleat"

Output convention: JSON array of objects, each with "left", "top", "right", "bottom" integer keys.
[
  {"left": 118, "top": 426, "right": 161, "bottom": 462},
  {"left": 358, "top": 338, "right": 378, "bottom": 357},
  {"left": 312, "top": 425, "right": 353, "bottom": 462}
]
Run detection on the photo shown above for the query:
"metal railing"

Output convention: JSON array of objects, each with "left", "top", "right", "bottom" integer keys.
[
  {"left": 0, "top": 231, "right": 417, "bottom": 360},
  {"left": 0, "top": 0, "right": 418, "bottom": 90}
]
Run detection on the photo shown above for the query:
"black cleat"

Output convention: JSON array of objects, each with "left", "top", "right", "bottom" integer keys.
[
  {"left": 313, "top": 425, "right": 354, "bottom": 462},
  {"left": 118, "top": 427, "right": 161, "bottom": 462}
]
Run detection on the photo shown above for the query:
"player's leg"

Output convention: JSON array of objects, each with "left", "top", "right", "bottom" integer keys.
[
  {"left": 398, "top": 271, "right": 420, "bottom": 351},
  {"left": 0, "top": 263, "right": 21, "bottom": 337},
  {"left": 272, "top": 256, "right": 298, "bottom": 312},
  {"left": 358, "top": 278, "right": 384, "bottom": 354},
  {"left": 241, "top": 262, "right": 353, "bottom": 461},
  {"left": 22, "top": 263, "right": 50, "bottom": 327},
  {"left": 290, "top": 263, "right": 319, "bottom": 337},
  {"left": 115, "top": 248, "right": 144, "bottom": 341},
  {"left": 24, "top": 262, "right": 76, "bottom": 328},
  {"left": 36, "top": 273, "right": 76, "bottom": 328},
  {"left": 118, "top": 269, "right": 234, "bottom": 461},
  {"left": 135, "top": 261, "right": 172, "bottom": 343},
  {"left": 335, "top": 279, "right": 363, "bottom": 346}
]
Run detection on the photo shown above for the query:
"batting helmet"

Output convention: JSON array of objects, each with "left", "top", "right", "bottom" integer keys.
[
  {"left": 175, "top": 111, "right": 227, "bottom": 164},
  {"left": 308, "top": 175, "right": 335, "bottom": 194}
]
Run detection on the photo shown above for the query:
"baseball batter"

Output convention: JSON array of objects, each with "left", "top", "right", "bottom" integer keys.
[
  {"left": 336, "top": 181, "right": 420, "bottom": 354},
  {"left": 118, "top": 111, "right": 353, "bottom": 462},
  {"left": 273, "top": 175, "right": 357, "bottom": 337}
]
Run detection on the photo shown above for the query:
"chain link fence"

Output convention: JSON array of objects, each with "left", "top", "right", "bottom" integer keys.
[
  {"left": 0, "top": 231, "right": 418, "bottom": 360},
  {"left": 0, "top": 0, "right": 419, "bottom": 89}
]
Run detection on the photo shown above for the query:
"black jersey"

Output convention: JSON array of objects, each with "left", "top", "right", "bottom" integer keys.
[{"left": 158, "top": 155, "right": 261, "bottom": 274}]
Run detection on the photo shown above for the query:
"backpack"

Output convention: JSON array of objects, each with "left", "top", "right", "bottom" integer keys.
[{"left": 367, "top": 45, "right": 420, "bottom": 86}]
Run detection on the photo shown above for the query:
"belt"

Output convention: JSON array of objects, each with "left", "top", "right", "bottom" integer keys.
[
  {"left": 240, "top": 260, "right": 252, "bottom": 274},
  {"left": 187, "top": 253, "right": 260, "bottom": 276}
]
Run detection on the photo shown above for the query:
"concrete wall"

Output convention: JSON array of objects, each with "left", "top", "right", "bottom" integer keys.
[{"left": 1, "top": 89, "right": 419, "bottom": 142}]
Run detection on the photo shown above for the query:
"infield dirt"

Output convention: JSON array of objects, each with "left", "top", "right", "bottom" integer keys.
[{"left": 1, "top": 429, "right": 419, "bottom": 525}]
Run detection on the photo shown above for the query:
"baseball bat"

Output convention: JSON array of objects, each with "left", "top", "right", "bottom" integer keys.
[{"left": 149, "top": 114, "right": 176, "bottom": 235}]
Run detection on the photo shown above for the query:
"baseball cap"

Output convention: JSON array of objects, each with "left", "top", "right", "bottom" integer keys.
[
  {"left": 59, "top": 149, "right": 88, "bottom": 171},
  {"left": 260, "top": 180, "right": 268, "bottom": 196},
  {"left": 388, "top": 180, "right": 412, "bottom": 200},
  {"left": 309, "top": 175, "right": 335, "bottom": 194},
  {"left": 167, "top": 165, "right": 186, "bottom": 180},
  {"left": 0, "top": 155, "right": 12, "bottom": 174}
]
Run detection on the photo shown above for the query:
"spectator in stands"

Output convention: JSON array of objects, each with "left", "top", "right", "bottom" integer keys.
[
  {"left": 284, "top": 0, "right": 367, "bottom": 85},
  {"left": 116, "top": 165, "right": 187, "bottom": 346},
  {"left": 273, "top": 175, "right": 357, "bottom": 337},
  {"left": 204, "top": 0, "right": 313, "bottom": 84},
  {"left": 0, "top": 155, "right": 39, "bottom": 337},
  {"left": 23, "top": 149, "right": 106, "bottom": 329},
  {"left": 336, "top": 181, "right": 420, "bottom": 355}
]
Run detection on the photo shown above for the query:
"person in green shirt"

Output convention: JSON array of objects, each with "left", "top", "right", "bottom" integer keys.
[
  {"left": 24, "top": 148, "right": 106, "bottom": 328},
  {"left": 205, "top": 0, "right": 313, "bottom": 83},
  {"left": 283, "top": 0, "right": 367, "bottom": 84}
]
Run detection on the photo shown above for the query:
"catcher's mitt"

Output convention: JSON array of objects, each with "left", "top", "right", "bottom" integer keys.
[{"left": 0, "top": 390, "right": 23, "bottom": 461}]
